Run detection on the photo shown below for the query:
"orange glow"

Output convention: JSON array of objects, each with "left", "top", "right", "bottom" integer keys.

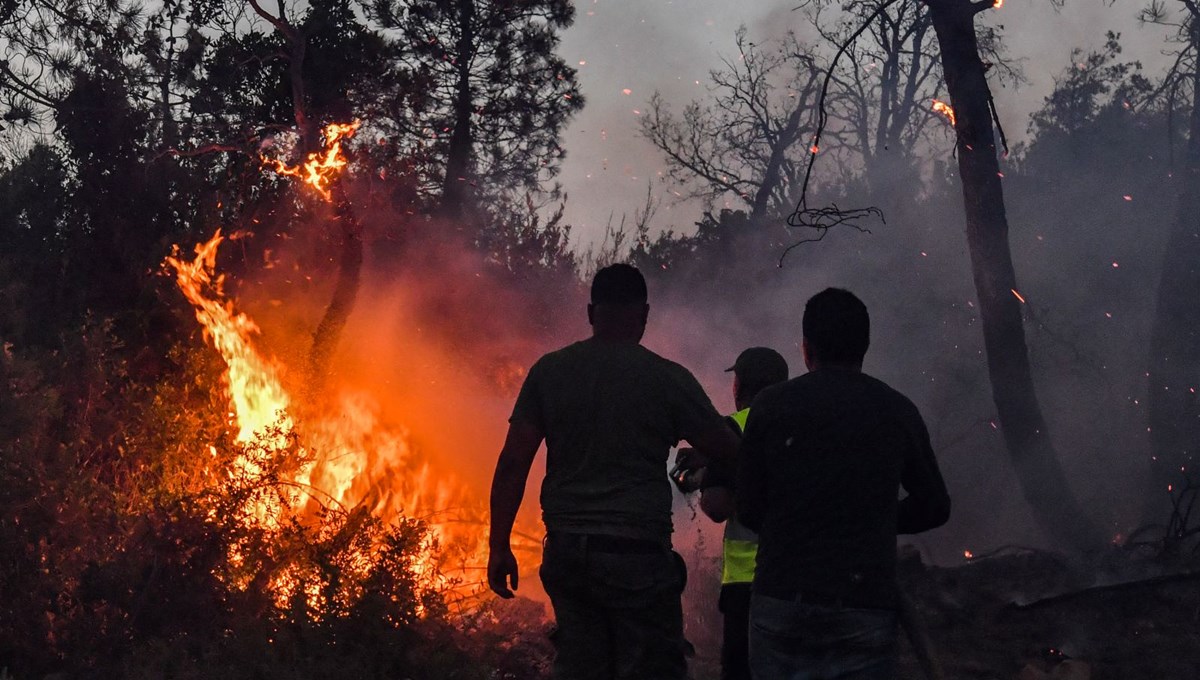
[
  {"left": 165, "top": 231, "right": 514, "bottom": 613},
  {"left": 993, "top": 0, "right": 1003, "bottom": 7},
  {"left": 1011, "top": 288, "right": 1026, "bottom": 304},
  {"left": 164, "top": 230, "right": 293, "bottom": 472},
  {"left": 262, "top": 121, "right": 361, "bottom": 202},
  {"left": 932, "top": 99, "right": 956, "bottom": 128},
  {"left": 964, "top": 550, "right": 974, "bottom": 559},
  {"left": 167, "top": 118, "right": 543, "bottom": 615}
]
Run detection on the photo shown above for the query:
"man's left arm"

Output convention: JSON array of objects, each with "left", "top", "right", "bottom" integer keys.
[{"left": 897, "top": 407, "right": 951, "bottom": 534}]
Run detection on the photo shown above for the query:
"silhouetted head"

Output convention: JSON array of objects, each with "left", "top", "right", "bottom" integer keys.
[
  {"left": 802, "top": 288, "right": 869, "bottom": 371},
  {"left": 588, "top": 264, "right": 649, "bottom": 343},
  {"left": 726, "top": 347, "right": 789, "bottom": 409}
]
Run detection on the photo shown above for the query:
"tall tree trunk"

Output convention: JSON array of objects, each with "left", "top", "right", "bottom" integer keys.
[
  {"left": 440, "top": 0, "right": 476, "bottom": 217},
  {"left": 248, "top": 0, "right": 362, "bottom": 396},
  {"left": 306, "top": 178, "right": 363, "bottom": 395},
  {"left": 1146, "top": 14, "right": 1200, "bottom": 519},
  {"left": 923, "top": 0, "right": 1104, "bottom": 552},
  {"left": 160, "top": 23, "right": 178, "bottom": 150}
]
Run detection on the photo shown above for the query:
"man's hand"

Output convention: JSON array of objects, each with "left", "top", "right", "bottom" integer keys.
[
  {"left": 670, "top": 447, "right": 707, "bottom": 494},
  {"left": 674, "top": 446, "right": 708, "bottom": 471},
  {"left": 487, "top": 546, "right": 519, "bottom": 598}
]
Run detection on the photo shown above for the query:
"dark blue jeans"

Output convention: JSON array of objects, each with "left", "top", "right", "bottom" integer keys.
[
  {"left": 748, "top": 592, "right": 898, "bottom": 680},
  {"left": 539, "top": 532, "right": 689, "bottom": 680}
]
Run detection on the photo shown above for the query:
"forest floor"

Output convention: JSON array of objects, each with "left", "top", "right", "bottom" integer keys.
[
  {"left": 892, "top": 546, "right": 1200, "bottom": 680},
  {"left": 501, "top": 546, "right": 1200, "bottom": 679},
  {"left": 673, "top": 545, "right": 1200, "bottom": 680}
]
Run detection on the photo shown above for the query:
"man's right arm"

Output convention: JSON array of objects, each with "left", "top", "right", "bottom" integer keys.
[
  {"left": 487, "top": 420, "right": 543, "bottom": 598},
  {"left": 735, "top": 405, "right": 769, "bottom": 532},
  {"left": 488, "top": 361, "right": 546, "bottom": 598},
  {"left": 685, "top": 422, "right": 740, "bottom": 486}
]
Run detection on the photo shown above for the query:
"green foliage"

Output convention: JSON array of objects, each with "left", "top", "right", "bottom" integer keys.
[
  {"left": 1027, "top": 32, "right": 1153, "bottom": 148},
  {"left": 367, "top": 0, "right": 584, "bottom": 202}
]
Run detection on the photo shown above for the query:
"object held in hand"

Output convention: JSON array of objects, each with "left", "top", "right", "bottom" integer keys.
[{"left": 670, "top": 448, "right": 706, "bottom": 494}]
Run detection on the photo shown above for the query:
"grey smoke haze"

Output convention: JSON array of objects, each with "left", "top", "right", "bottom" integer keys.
[
  {"left": 555, "top": 0, "right": 1172, "bottom": 247},
  {"left": 525, "top": 0, "right": 1192, "bottom": 566}
]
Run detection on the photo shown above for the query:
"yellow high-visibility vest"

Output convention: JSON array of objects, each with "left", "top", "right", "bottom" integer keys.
[{"left": 722, "top": 408, "right": 758, "bottom": 585}]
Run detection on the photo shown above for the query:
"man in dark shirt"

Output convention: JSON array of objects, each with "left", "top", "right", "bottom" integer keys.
[
  {"left": 737, "top": 288, "right": 950, "bottom": 679},
  {"left": 488, "top": 263, "right": 740, "bottom": 680}
]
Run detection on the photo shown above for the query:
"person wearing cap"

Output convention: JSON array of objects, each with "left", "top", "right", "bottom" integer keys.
[
  {"left": 699, "top": 347, "right": 789, "bottom": 680},
  {"left": 487, "top": 263, "right": 740, "bottom": 680},
  {"left": 737, "top": 288, "right": 950, "bottom": 679}
]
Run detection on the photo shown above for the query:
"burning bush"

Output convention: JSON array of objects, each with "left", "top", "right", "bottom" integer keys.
[{"left": 0, "top": 309, "right": 554, "bottom": 678}]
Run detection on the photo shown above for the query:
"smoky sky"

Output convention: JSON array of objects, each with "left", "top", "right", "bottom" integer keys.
[
  {"left": 555, "top": 0, "right": 1175, "bottom": 248},
  {"left": 526, "top": 0, "right": 1198, "bottom": 565}
]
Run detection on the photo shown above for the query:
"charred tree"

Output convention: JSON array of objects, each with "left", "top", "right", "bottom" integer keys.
[
  {"left": 814, "top": 0, "right": 944, "bottom": 196},
  {"left": 249, "top": 0, "right": 361, "bottom": 395},
  {"left": 641, "top": 29, "right": 823, "bottom": 221},
  {"left": 922, "top": 0, "right": 1104, "bottom": 551},
  {"left": 1147, "top": 1, "right": 1200, "bottom": 519},
  {"left": 307, "top": 179, "right": 363, "bottom": 393}
]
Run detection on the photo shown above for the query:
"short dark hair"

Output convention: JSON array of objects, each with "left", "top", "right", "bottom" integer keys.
[
  {"left": 591, "top": 263, "right": 647, "bottom": 305},
  {"left": 802, "top": 288, "right": 869, "bottom": 364}
]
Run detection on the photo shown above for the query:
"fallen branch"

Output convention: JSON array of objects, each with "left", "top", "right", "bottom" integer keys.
[{"left": 1010, "top": 570, "right": 1200, "bottom": 611}]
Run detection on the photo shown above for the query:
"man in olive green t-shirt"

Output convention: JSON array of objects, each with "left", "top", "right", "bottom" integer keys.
[{"left": 487, "top": 264, "right": 739, "bottom": 680}]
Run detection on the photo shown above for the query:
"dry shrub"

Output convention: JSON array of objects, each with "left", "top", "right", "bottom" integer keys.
[{"left": 0, "top": 323, "right": 543, "bottom": 678}]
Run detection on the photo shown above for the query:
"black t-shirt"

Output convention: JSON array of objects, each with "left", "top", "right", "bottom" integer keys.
[
  {"left": 737, "top": 367, "right": 950, "bottom": 609},
  {"left": 511, "top": 338, "right": 725, "bottom": 542}
]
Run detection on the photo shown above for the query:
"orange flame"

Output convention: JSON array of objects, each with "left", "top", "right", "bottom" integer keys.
[
  {"left": 164, "top": 230, "right": 293, "bottom": 458},
  {"left": 263, "top": 121, "right": 361, "bottom": 202},
  {"left": 993, "top": 0, "right": 1003, "bottom": 7},
  {"left": 932, "top": 99, "right": 956, "bottom": 128},
  {"left": 165, "top": 231, "right": 500, "bottom": 610}
]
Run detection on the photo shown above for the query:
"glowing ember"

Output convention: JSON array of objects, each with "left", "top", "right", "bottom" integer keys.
[
  {"left": 964, "top": 550, "right": 974, "bottom": 559},
  {"left": 1011, "top": 288, "right": 1026, "bottom": 304},
  {"left": 262, "top": 121, "right": 361, "bottom": 202},
  {"left": 932, "top": 99, "right": 956, "bottom": 128},
  {"left": 993, "top": 0, "right": 1003, "bottom": 7}
]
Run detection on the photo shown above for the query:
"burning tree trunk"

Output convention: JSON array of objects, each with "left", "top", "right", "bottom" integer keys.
[
  {"left": 307, "top": 179, "right": 363, "bottom": 394},
  {"left": 1147, "top": 5, "right": 1200, "bottom": 520},
  {"left": 249, "top": 0, "right": 362, "bottom": 396},
  {"left": 922, "top": 0, "right": 1104, "bottom": 552}
]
